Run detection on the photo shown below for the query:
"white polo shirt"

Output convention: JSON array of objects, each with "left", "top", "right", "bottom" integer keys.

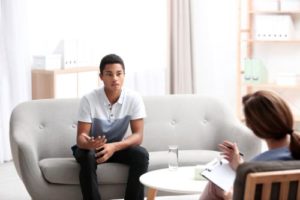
[{"left": 78, "top": 87, "right": 146, "bottom": 143}]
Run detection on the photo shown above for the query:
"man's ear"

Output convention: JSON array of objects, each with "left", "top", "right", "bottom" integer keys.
[{"left": 99, "top": 73, "right": 103, "bottom": 80}]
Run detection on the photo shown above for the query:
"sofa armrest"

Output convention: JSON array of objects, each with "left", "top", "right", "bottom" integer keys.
[{"left": 10, "top": 106, "right": 49, "bottom": 196}]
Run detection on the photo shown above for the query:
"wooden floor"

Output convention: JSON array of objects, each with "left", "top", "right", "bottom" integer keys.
[{"left": 0, "top": 161, "right": 199, "bottom": 200}]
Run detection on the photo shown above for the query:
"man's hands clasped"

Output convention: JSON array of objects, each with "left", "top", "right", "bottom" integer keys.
[
  {"left": 82, "top": 133, "right": 116, "bottom": 164},
  {"left": 95, "top": 143, "right": 116, "bottom": 164},
  {"left": 82, "top": 133, "right": 107, "bottom": 149}
]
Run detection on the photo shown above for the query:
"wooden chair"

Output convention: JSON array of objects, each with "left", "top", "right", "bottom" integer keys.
[
  {"left": 233, "top": 161, "right": 300, "bottom": 200},
  {"left": 244, "top": 169, "right": 300, "bottom": 200}
]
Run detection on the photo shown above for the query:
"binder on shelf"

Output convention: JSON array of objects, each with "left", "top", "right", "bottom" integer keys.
[
  {"left": 244, "top": 58, "right": 253, "bottom": 83},
  {"left": 61, "top": 39, "right": 91, "bottom": 69},
  {"left": 63, "top": 39, "right": 78, "bottom": 68},
  {"left": 254, "top": 15, "right": 294, "bottom": 41},
  {"left": 243, "top": 58, "right": 268, "bottom": 84}
]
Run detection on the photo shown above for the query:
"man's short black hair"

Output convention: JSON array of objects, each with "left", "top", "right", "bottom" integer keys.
[{"left": 99, "top": 54, "right": 125, "bottom": 74}]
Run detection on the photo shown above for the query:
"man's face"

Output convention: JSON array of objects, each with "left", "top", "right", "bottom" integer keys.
[{"left": 100, "top": 63, "right": 125, "bottom": 92}]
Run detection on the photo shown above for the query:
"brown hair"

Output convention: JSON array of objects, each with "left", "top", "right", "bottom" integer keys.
[{"left": 242, "top": 90, "right": 300, "bottom": 159}]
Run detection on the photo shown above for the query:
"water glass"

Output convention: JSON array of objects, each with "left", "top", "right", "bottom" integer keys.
[{"left": 168, "top": 145, "right": 179, "bottom": 170}]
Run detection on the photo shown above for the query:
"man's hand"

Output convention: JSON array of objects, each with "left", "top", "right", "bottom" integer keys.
[
  {"left": 95, "top": 143, "right": 116, "bottom": 164},
  {"left": 77, "top": 122, "right": 107, "bottom": 150},
  {"left": 82, "top": 133, "right": 107, "bottom": 150}
]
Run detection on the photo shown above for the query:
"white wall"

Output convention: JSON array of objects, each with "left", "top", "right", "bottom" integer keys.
[
  {"left": 27, "top": 0, "right": 168, "bottom": 95},
  {"left": 27, "top": 0, "right": 240, "bottom": 104},
  {"left": 192, "top": 0, "right": 238, "bottom": 111}
]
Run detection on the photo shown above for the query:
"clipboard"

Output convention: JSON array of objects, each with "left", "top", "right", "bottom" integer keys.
[{"left": 201, "top": 158, "right": 236, "bottom": 191}]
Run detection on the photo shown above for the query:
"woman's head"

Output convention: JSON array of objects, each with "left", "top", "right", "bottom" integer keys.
[
  {"left": 242, "top": 90, "right": 293, "bottom": 140},
  {"left": 242, "top": 90, "right": 300, "bottom": 159}
]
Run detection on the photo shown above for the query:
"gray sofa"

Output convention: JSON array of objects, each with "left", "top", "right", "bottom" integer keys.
[{"left": 10, "top": 94, "right": 261, "bottom": 200}]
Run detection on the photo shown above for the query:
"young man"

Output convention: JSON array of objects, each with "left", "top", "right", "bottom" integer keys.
[{"left": 72, "top": 54, "right": 149, "bottom": 200}]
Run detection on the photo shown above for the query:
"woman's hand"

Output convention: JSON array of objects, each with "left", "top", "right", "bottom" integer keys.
[
  {"left": 218, "top": 140, "right": 244, "bottom": 170},
  {"left": 223, "top": 187, "right": 233, "bottom": 200}
]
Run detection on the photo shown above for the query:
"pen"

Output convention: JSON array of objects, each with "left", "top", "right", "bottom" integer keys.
[{"left": 225, "top": 145, "right": 244, "bottom": 157}]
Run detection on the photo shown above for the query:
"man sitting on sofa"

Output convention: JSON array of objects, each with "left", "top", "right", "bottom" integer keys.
[{"left": 72, "top": 54, "right": 149, "bottom": 200}]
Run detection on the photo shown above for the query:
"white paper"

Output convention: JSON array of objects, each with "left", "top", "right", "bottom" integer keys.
[{"left": 201, "top": 158, "right": 236, "bottom": 192}]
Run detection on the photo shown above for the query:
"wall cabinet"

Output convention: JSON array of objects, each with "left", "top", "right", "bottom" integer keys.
[
  {"left": 237, "top": 0, "right": 300, "bottom": 121},
  {"left": 32, "top": 67, "right": 101, "bottom": 99}
]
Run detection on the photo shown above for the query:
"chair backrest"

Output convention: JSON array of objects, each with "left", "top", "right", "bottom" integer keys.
[
  {"left": 244, "top": 170, "right": 300, "bottom": 200},
  {"left": 233, "top": 161, "right": 300, "bottom": 200}
]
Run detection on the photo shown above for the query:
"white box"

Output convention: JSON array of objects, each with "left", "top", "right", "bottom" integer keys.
[
  {"left": 254, "top": 15, "right": 294, "bottom": 40},
  {"left": 253, "top": 0, "right": 278, "bottom": 11},
  {"left": 275, "top": 73, "right": 300, "bottom": 86},
  {"left": 281, "top": 0, "right": 300, "bottom": 12},
  {"left": 32, "top": 54, "right": 62, "bottom": 69}
]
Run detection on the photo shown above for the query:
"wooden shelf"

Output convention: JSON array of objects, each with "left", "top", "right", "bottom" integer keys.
[
  {"left": 242, "top": 39, "right": 300, "bottom": 43},
  {"left": 237, "top": 0, "right": 300, "bottom": 122},
  {"left": 32, "top": 66, "right": 100, "bottom": 99},
  {"left": 243, "top": 83, "right": 300, "bottom": 89},
  {"left": 249, "top": 10, "right": 300, "bottom": 15},
  {"left": 32, "top": 66, "right": 99, "bottom": 74}
]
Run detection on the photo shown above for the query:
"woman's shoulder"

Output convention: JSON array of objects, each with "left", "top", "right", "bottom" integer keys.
[{"left": 251, "top": 147, "right": 293, "bottom": 161}]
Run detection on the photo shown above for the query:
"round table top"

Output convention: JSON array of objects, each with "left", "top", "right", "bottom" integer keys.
[{"left": 139, "top": 166, "right": 208, "bottom": 194}]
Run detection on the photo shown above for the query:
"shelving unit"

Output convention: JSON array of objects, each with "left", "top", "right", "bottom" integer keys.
[
  {"left": 32, "top": 67, "right": 101, "bottom": 99},
  {"left": 237, "top": 0, "right": 300, "bottom": 121}
]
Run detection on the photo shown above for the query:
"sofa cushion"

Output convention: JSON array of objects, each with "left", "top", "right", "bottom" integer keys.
[
  {"left": 39, "top": 150, "right": 220, "bottom": 185},
  {"left": 39, "top": 158, "right": 129, "bottom": 185}
]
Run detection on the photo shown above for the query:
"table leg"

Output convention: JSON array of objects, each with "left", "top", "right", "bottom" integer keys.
[{"left": 146, "top": 187, "right": 157, "bottom": 200}]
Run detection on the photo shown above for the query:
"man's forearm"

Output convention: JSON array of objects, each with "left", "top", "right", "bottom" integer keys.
[
  {"left": 77, "top": 133, "right": 91, "bottom": 149},
  {"left": 113, "top": 133, "right": 143, "bottom": 151}
]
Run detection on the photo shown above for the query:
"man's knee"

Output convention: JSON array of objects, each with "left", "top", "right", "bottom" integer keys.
[
  {"left": 75, "top": 148, "right": 96, "bottom": 164},
  {"left": 132, "top": 146, "right": 149, "bottom": 166}
]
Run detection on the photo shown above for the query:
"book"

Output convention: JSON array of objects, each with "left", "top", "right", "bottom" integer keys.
[{"left": 201, "top": 158, "right": 236, "bottom": 192}]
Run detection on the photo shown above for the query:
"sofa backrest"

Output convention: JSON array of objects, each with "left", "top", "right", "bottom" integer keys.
[
  {"left": 10, "top": 95, "right": 260, "bottom": 161},
  {"left": 10, "top": 98, "right": 80, "bottom": 161},
  {"left": 142, "top": 95, "right": 257, "bottom": 155}
]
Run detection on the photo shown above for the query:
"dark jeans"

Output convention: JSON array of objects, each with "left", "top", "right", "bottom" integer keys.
[{"left": 73, "top": 145, "right": 149, "bottom": 200}]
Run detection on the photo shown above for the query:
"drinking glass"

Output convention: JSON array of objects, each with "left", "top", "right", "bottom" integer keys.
[{"left": 168, "top": 145, "right": 179, "bottom": 170}]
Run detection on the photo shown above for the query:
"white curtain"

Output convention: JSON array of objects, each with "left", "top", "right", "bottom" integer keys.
[
  {"left": 0, "top": 0, "right": 31, "bottom": 163},
  {"left": 170, "top": 0, "right": 195, "bottom": 94}
]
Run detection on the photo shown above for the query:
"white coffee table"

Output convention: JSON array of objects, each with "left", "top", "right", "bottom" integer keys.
[{"left": 140, "top": 166, "right": 208, "bottom": 200}]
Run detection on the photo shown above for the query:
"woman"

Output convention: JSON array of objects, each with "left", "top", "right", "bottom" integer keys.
[{"left": 200, "top": 90, "right": 300, "bottom": 200}]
